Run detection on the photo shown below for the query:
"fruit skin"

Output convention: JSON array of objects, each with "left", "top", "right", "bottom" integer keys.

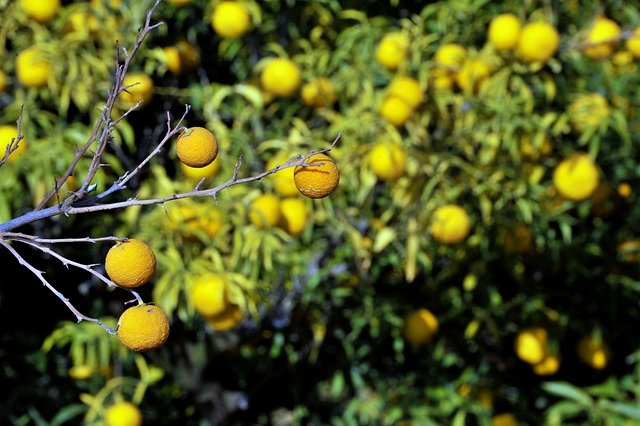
[
  {"left": 260, "top": 58, "right": 301, "bottom": 98},
  {"left": 368, "top": 142, "right": 407, "bottom": 181},
  {"left": 379, "top": 95, "right": 413, "bottom": 127},
  {"left": 516, "top": 21, "right": 560, "bottom": 63},
  {"left": 176, "top": 127, "right": 219, "bottom": 168},
  {"left": 162, "top": 46, "right": 182, "bottom": 75},
  {"left": 577, "top": 336, "right": 611, "bottom": 370},
  {"left": 191, "top": 274, "right": 228, "bottom": 318},
  {"left": 211, "top": 1, "right": 251, "bottom": 39},
  {"left": 105, "top": 239, "right": 157, "bottom": 289},
  {"left": 117, "top": 304, "right": 170, "bottom": 352},
  {"left": 19, "top": 0, "right": 60, "bottom": 23},
  {"left": 376, "top": 32, "right": 409, "bottom": 70},
  {"left": 552, "top": 153, "right": 600, "bottom": 201},
  {"left": 301, "top": 77, "right": 337, "bottom": 108},
  {"left": 514, "top": 327, "right": 548, "bottom": 365},
  {"left": 0, "top": 125, "right": 28, "bottom": 164},
  {"left": 491, "top": 413, "right": 519, "bottom": 426},
  {"left": 180, "top": 157, "right": 220, "bottom": 180},
  {"left": 402, "top": 308, "right": 439, "bottom": 347},
  {"left": 267, "top": 153, "right": 299, "bottom": 197},
  {"left": 293, "top": 153, "right": 340, "bottom": 199},
  {"left": 16, "top": 47, "right": 51, "bottom": 89},
  {"left": 249, "top": 193, "right": 281, "bottom": 228},
  {"left": 434, "top": 43, "right": 467, "bottom": 70},
  {"left": 626, "top": 27, "right": 640, "bottom": 58},
  {"left": 568, "top": 93, "right": 610, "bottom": 133},
  {"left": 430, "top": 204, "right": 471, "bottom": 244},
  {"left": 532, "top": 354, "right": 560, "bottom": 375},
  {"left": 582, "top": 16, "right": 621, "bottom": 59},
  {"left": 206, "top": 305, "right": 244, "bottom": 331},
  {"left": 387, "top": 76, "right": 423, "bottom": 109},
  {"left": 279, "top": 197, "right": 307, "bottom": 236},
  {"left": 456, "top": 58, "right": 492, "bottom": 94},
  {"left": 119, "top": 73, "right": 154, "bottom": 109},
  {"left": 488, "top": 13, "right": 522, "bottom": 51},
  {"left": 104, "top": 401, "right": 143, "bottom": 426}
]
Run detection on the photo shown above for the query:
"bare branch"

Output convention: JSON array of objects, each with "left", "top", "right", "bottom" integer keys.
[{"left": 0, "top": 106, "right": 26, "bottom": 167}]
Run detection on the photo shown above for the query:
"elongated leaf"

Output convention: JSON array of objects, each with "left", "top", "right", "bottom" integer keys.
[{"left": 542, "top": 381, "right": 593, "bottom": 406}]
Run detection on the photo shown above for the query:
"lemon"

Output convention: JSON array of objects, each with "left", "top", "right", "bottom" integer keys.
[
  {"left": 577, "top": 336, "right": 611, "bottom": 370},
  {"left": 582, "top": 16, "right": 621, "bottom": 59},
  {"left": 180, "top": 157, "right": 220, "bottom": 180},
  {"left": 488, "top": 13, "right": 522, "bottom": 51},
  {"left": 117, "top": 304, "right": 170, "bottom": 352},
  {"left": 191, "top": 274, "right": 228, "bottom": 317},
  {"left": 105, "top": 239, "right": 156, "bottom": 289},
  {"left": 552, "top": 153, "right": 600, "bottom": 201},
  {"left": 568, "top": 93, "right": 610, "bottom": 132},
  {"left": 166, "top": 200, "right": 223, "bottom": 239},
  {"left": 434, "top": 43, "right": 467, "bottom": 70},
  {"left": 375, "top": 32, "right": 409, "bottom": 70},
  {"left": 626, "top": 27, "right": 640, "bottom": 58},
  {"left": 279, "top": 197, "right": 307, "bottom": 236},
  {"left": 402, "top": 308, "right": 439, "bottom": 347},
  {"left": 119, "top": 73, "right": 154, "bottom": 109},
  {"left": 211, "top": 1, "right": 251, "bottom": 39},
  {"left": 514, "top": 327, "right": 548, "bottom": 365},
  {"left": 429, "top": 68, "right": 454, "bottom": 91},
  {"left": 16, "top": 47, "right": 51, "bottom": 89},
  {"left": 266, "top": 153, "right": 299, "bottom": 197},
  {"left": 162, "top": 46, "right": 182, "bottom": 75},
  {"left": 104, "top": 401, "right": 142, "bottom": 426},
  {"left": 491, "top": 413, "right": 519, "bottom": 426},
  {"left": 293, "top": 153, "right": 340, "bottom": 199},
  {"left": 379, "top": 95, "right": 413, "bottom": 127},
  {"left": 176, "top": 127, "right": 219, "bottom": 168},
  {"left": 532, "top": 354, "right": 560, "bottom": 375},
  {"left": 301, "top": 77, "right": 337, "bottom": 108},
  {"left": 163, "top": 41, "right": 201, "bottom": 75},
  {"left": 68, "top": 365, "right": 94, "bottom": 380},
  {"left": 368, "top": 142, "right": 407, "bottom": 181},
  {"left": 19, "top": 0, "right": 60, "bottom": 23},
  {"left": 456, "top": 58, "right": 492, "bottom": 94},
  {"left": 206, "top": 305, "right": 244, "bottom": 331},
  {"left": 516, "top": 21, "right": 560, "bottom": 63},
  {"left": 430, "top": 204, "right": 471, "bottom": 244},
  {"left": 0, "top": 125, "right": 27, "bottom": 164},
  {"left": 249, "top": 193, "right": 281, "bottom": 227},
  {"left": 260, "top": 57, "right": 301, "bottom": 98},
  {"left": 387, "top": 76, "right": 423, "bottom": 109}
]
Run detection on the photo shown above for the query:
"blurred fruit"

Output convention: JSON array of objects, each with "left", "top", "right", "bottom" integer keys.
[
  {"left": 207, "top": 305, "right": 244, "bottom": 331},
  {"left": 568, "top": 93, "right": 610, "bottom": 132},
  {"left": 0, "top": 125, "right": 27, "bottom": 164},
  {"left": 279, "top": 197, "right": 307, "bottom": 236},
  {"left": 266, "top": 153, "right": 299, "bottom": 197},
  {"left": 577, "top": 335, "right": 611, "bottom": 370},
  {"left": 104, "top": 401, "right": 142, "bottom": 426},
  {"left": 430, "top": 204, "right": 471, "bottom": 244},
  {"left": 456, "top": 57, "right": 492, "bottom": 93},
  {"left": 162, "top": 46, "right": 182, "bottom": 75},
  {"left": 62, "top": 9, "right": 100, "bottom": 35},
  {"left": 520, "top": 135, "right": 552, "bottom": 160},
  {"left": 176, "top": 127, "right": 219, "bottom": 168},
  {"left": 379, "top": 95, "right": 413, "bottom": 126},
  {"left": 191, "top": 274, "right": 228, "bottom": 317},
  {"left": 293, "top": 153, "right": 340, "bottom": 199},
  {"left": 0, "top": 70, "right": 6, "bottom": 92},
  {"left": 105, "top": 239, "right": 157, "bottom": 289},
  {"left": 387, "top": 76, "right": 423, "bottom": 109},
  {"left": 618, "top": 239, "right": 640, "bottom": 262},
  {"left": 402, "top": 308, "right": 439, "bottom": 347},
  {"left": 119, "top": 73, "right": 154, "bottom": 109},
  {"left": 180, "top": 157, "right": 221, "bottom": 181},
  {"left": 368, "top": 142, "right": 407, "bottom": 181},
  {"left": 617, "top": 182, "right": 632, "bottom": 199},
  {"left": 552, "top": 153, "right": 600, "bottom": 201},
  {"left": 301, "top": 77, "right": 337, "bottom": 108},
  {"left": 68, "top": 365, "right": 94, "bottom": 380},
  {"left": 211, "top": 1, "right": 251, "bottom": 39},
  {"left": 491, "top": 413, "right": 519, "bottom": 426},
  {"left": 499, "top": 223, "right": 535, "bottom": 254},
  {"left": 165, "top": 200, "right": 223, "bottom": 239},
  {"left": 117, "top": 304, "right": 170, "bottom": 352},
  {"left": 249, "top": 193, "right": 282, "bottom": 227},
  {"left": 19, "top": 0, "right": 60, "bottom": 23},
  {"left": 582, "top": 16, "right": 621, "bottom": 59},
  {"left": 260, "top": 57, "right": 301, "bottom": 97},
  {"left": 434, "top": 43, "right": 467, "bottom": 71},
  {"left": 488, "top": 13, "right": 522, "bottom": 51},
  {"left": 477, "top": 388, "right": 494, "bottom": 408},
  {"left": 16, "top": 47, "right": 51, "bottom": 89},
  {"left": 429, "top": 68, "right": 454, "bottom": 91},
  {"left": 532, "top": 354, "right": 560, "bottom": 375},
  {"left": 515, "top": 327, "right": 548, "bottom": 365},
  {"left": 625, "top": 27, "right": 640, "bottom": 58},
  {"left": 516, "top": 21, "right": 560, "bottom": 63},
  {"left": 375, "top": 32, "right": 409, "bottom": 70}
]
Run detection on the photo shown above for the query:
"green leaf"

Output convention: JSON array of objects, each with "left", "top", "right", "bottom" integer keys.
[
  {"left": 602, "top": 401, "right": 640, "bottom": 419},
  {"left": 51, "top": 404, "right": 86, "bottom": 425},
  {"left": 542, "top": 381, "right": 593, "bottom": 406}
]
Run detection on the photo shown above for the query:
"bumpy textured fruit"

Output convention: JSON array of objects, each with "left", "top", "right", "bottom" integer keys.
[
  {"left": 430, "top": 204, "right": 471, "bottom": 244},
  {"left": 516, "top": 21, "right": 560, "bottom": 63},
  {"left": 104, "top": 401, "right": 142, "bottom": 426},
  {"left": 267, "top": 153, "right": 299, "bottom": 197},
  {"left": 0, "top": 125, "right": 28, "bottom": 164},
  {"left": 568, "top": 93, "right": 610, "bottom": 132},
  {"left": 514, "top": 327, "right": 548, "bottom": 365},
  {"left": 402, "top": 308, "right": 439, "bottom": 346},
  {"left": 369, "top": 142, "right": 407, "bottom": 181},
  {"left": 105, "top": 239, "right": 156, "bottom": 288},
  {"left": 434, "top": 43, "right": 467, "bottom": 70},
  {"left": 379, "top": 95, "right": 413, "bottom": 127},
  {"left": 16, "top": 47, "right": 51, "bottom": 88},
  {"left": 294, "top": 153, "right": 340, "bottom": 199},
  {"left": 19, "top": 0, "right": 60, "bottom": 23},
  {"left": 387, "top": 76, "right": 423, "bottom": 109},
  {"left": 301, "top": 77, "right": 337, "bottom": 108},
  {"left": 488, "top": 13, "right": 522, "bottom": 51},
  {"left": 191, "top": 274, "right": 228, "bottom": 317},
  {"left": 211, "top": 1, "right": 251, "bottom": 38},
  {"left": 249, "top": 193, "right": 281, "bottom": 227},
  {"left": 552, "top": 153, "right": 600, "bottom": 201},
  {"left": 583, "top": 16, "right": 621, "bottom": 59},
  {"left": 176, "top": 127, "right": 219, "bottom": 168},
  {"left": 376, "top": 32, "right": 409, "bottom": 70},
  {"left": 119, "top": 73, "right": 154, "bottom": 109},
  {"left": 260, "top": 58, "right": 301, "bottom": 97},
  {"left": 117, "top": 305, "right": 170, "bottom": 352},
  {"left": 279, "top": 197, "right": 307, "bottom": 236}
]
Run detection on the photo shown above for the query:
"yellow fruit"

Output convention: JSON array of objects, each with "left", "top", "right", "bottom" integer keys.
[
  {"left": 583, "top": 16, "right": 621, "bottom": 59},
  {"left": 379, "top": 95, "right": 413, "bottom": 127},
  {"left": 62, "top": 9, "right": 100, "bottom": 35},
  {"left": 68, "top": 365, "right": 94, "bottom": 380},
  {"left": 552, "top": 153, "right": 600, "bottom": 201},
  {"left": 626, "top": 27, "right": 640, "bottom": 58},
  {"left": 119, "top": 73, "right": 154, "bottom": 109},
  {"left": 532, "top": 354, "right": 560, "bottom": 375},
  {"left": 166, "top": 200, "right": 223, "bottom": 239},
  {"left": 488, "top": 13, "right": 522, "bottom": 51},
  {"left": 577, "top": 336, "right": 611, "bottom": 370},
  {"left": 516, "top": 21, "right": 560, "bottom": 63},
  {"left": 514, "top": 327, "right": 548, "bottom": 365},
  {"left": 104, "top": 401, "right": 142, "bottom": 426},
  {"left": 0, "top": 70, "right": 6, "bottom": 92},
  {"left": 279, "top": 197, "right": 307, "bottom": 236},
  {"left": 617, "top": 182, "right": 632, "bottom": 198},
  {"left": 260, "top": 58, "right": 301, "bottom": 97},
  {"left": 16, "top": 47, "right": 51, "bottom": 89},
  {"left": 293, "top": 153, "right": 340, "bottom": 199},
  {"left": 0, "top": 125, "right": 27, "bottom": 164},
  {"left": 249, "top": 193, "right": 281, "bottom": 227},
  {"left": 376, "top": 32, "right": 409, "bottom": 70},
  {"left": 429, "top": 68, "right": 454, "bottom": 91},
  {"left": 434, "top": 43, "right": 467, "bottom": 70},
  {"left": 402, "top": 308, "right": 439, "bottom": 346},
  {"left": 568, "top": 93, "right": 610, "bottom": 133},
  {"left": 105, "top": 239, "right": 156, "bottom": 289},
  {"left": 180, "top": 157, "right": 220, "bottom": 180},
  {"left": 267, "top": 153, "right": 299, "bottom": 197},
  {"left": 387, "top": 76, "right": 423, "bottom": 109},
  {"left": 176, "top": 127, "right": 219, "bottom": 168},
  {"left": 301, "top": 77, "right": 337, "bottom": 108},
  {"left": 191, "top": 274, "right": 228, "bottom": 317},
  {"left": 211, "top": 1, "right": 251, "bottom": 38},
  {"left": 430, "top": 204, "right": 471, "bottom": 244},
  {"left": 19, "top": 0, "right": 60, "bottom": 23},
  {"left": 162, "top": 46, "right": 182, "bottom": 75},
  {"left": 499, "top": 223, "right": 535, "bottom": 254},
  {"left": 206, "top": 305, "right": 243, "bottom": 331},
  {"left": 368, "top": 142, "right": 407, "bottom": 181},
  {"left": 491, "top": 413, "right": 519, "bottom": 426},
  {"left": 176, "top": 41, "right": 201, "bottom": 73},
  {"left": 117, "top": 304, "right": 170, "bottom": 352},
  {"left": 456, "top": 58, "right": 492, "bottom": 94}
]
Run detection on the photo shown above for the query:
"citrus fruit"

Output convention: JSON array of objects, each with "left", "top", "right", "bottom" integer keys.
[
  {"left": 162, "top": 46, "right": 182, "bottom": 75},
  {"left": 117, "top": 304, "right": 170, "bottom": 352},
  {"left": 180, "top": 157, "right": 220, "bottom": 180},
  {"left": 191, "top": 274, "right": 228, "bottom": 318},
  {"left": 211, "top": 1, "right": 251, "bottom": 38},
  {"left": 387, "top": 76, "right": 423, "bottom": 109},
  {"left": 104, "top": 401, "right": 142, "bottom": 426},
  {"left": 456, "top": 58, "right": 492, "bottom": 94},
  {"left": 301, "top": 77, "right": 337, "bottom": 108},
  {"left": 491, "top": 413, "right": 519, "bottom": 426},
  {"left": 207, "top": 305, "right": 244, "bottom": 331},
  {"left": 514, "top": 327, "right": 548, "bottom": 365},
  {"left": 293, "top": 153, "right": 340, "bottom": 199},
  {"left": 552, "top": 153, "right": 600, "bottom": 201},
  {"left": 19, "top": 0, "right": 60, "bottom": 23},
  {"left": 368, "top": 142, "right": 407, "bottom": 181},
  {"left": 379, "top": 95, "right": 413, "bottom": 127},
  {"left": 176, "top": 127, "right": 219, "bottom": 168},
  {"left": 249, "top": 193, "right": 281, "bottom": 227},
  {"left": 434, "top": 43, "right": 467, "bottom": 70},
  {"left": 430, "top": 204, "right": 471, "bottom": 244},
  {"left": 16, "top": 47, "right": 51, "bottom": 89},
  {"left": 166, "top": 200, "right": 223, "bottom": 239},
  {"left": 626, "top": 27, "right": 640, "bottom": 58},
  {"left": 375, "top": 32, "right": 409, "bottom": 70},
  {"left": 267, "top": 153, "right": 299, "bottom": 197},
  {"left": 279, "top": 197, "right": 307, "bottom": 236},
  {"left": 577, "top": 336, "right": 611, "bottom": 370},
  {"left": 105, "top": 239, "right": 157, "bottom": 289},
  {"left": 429, "top": 68, "right": 454, "bottom": 91},
  {"left": 402, "top": 308, "right": 439, "bottom": 346},
  {"left": 119, "top": 73, "right": 154, "bottom": 109},
  {"left": 260, "top": 57, "right": 301, "bottom": 97},
  {"left": 532, "top": 354, "right": 560, "bottom": 375},
  {"left": 488, "top": 13, "right": 522, "bottom": 51},
  {"left": 568, "top": 93, "right": 610, "bottom": 132},
  {"left": 68, "top": 365, "right": 94, "bottom": 380},
  {"left": 516, "top": 21, "right": 560, "bottom": 63},
  {"left": 617, "top": 183, "right": 632, "bottom": 199},
  {"left": 582, "top": 16, "right": 621, "bottom": 59},
  {"left": 0, "top": 124, "right": 27, "bottom": 164}
]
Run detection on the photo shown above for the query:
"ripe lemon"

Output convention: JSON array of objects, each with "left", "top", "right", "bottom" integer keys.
[
  {"left": 62, "top": 10, "right": 100, "bottom": 35},
  {"left": 368, "top": 142, "right": 407, "bottom": 181},
  {"left": 552, "top": 153, "right": 600, "bottom": 201},
  {"left": 491, "top": 413, "right": 519, "bottom": 426},
  {"left": 180, "top": 157, "right": 220, "bottom": 180},
  {"left": 625, "top": 27, "right": 640, "bottom": 58},
  {"left": 68, "top": 365, "right": 94, "bottom": 380},
  {"left": 104, "top": 401, "right": 142, "bottom": 426},
  {"left": 516, "top": 21, "right": 560, "bottom": 63},
  {"left": 375, "top": 32, "right": 409, "bottom": 70},
  {"left": 0, "top": 70, "right": 6, "bottom": 92},
  {"left": 119, "top": 73, "right": 154, "bottom": 109},
  {"left": 514, "top": 327, "right": 548, "bottom": 365},
  {"left": 577, "top": 336, "right": 611, "bottom": 370},
  {"left": 402, "top": 308, "right": 439, "bottom": 347},
  {"left": 456, "top": 58, "right": 492, "bottom": 94},
  {"left": 249, "top": 193, "right": 281, "bottom": 227},
  {"left": 206, "top": 305, "right": 243, "bottom": 331},
  {"left": 379, "top": 95, "right": 413, "bottom": 127},
  {"left": 260, "top": 57, "right": 301, "bottom": 98},
  {"left": 19, "top": 0, "right": 60, "bottom": 23},
  {"left": 293, "top": 153, "right": 340, "bottom": 199},
  {"left": 266, "top": 153, "right": 299, "bottom": 197},
  {"left": 532, "top": 354, "right": 560, "bottom": 375},
  {"left": 211, "top": 1, "right": 251, "bottom": 39},
  {"left": 105, "top": 239, "right": 156, "bottom": 289},
  {"left": 582, "top": 16, "right": 621, "bottom": 59},
  {"left": 279, "top": 197, "right": 307, "bottom": 236},
  {"left": 176, "top": 127, "right": 219, "bottom": 168},
  {"left": 430, "top": 204, "right": 471, "bottom": 244},
  {"left": 191, "top": 274, "right": 228, "bottom": 317},
  {"left": 488, "top": 13, "right": 522, "bottom": 51},
  {"left": 568, "top": 93, "right": 610, "bottom": 132},
  {"left": 0, "top": 125, "right": 27, "bottom": 164},
  {"left": 434, "top": 43, "right": 467, "bottom": 70},
  {"left": 117, "top": 304, "right": 170, "bottom": 352},
  {"left": 387, "top": 76, "right": 423, "bottom": 109},
  {"left": 16, "top": 47, "right": 51, "bottom": 89},
  {"left": 301, "top": 77, "right": 337, "bottom": 108},
  {"left": 162, "top": 46, "right": 182, "bottom": 75}
]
